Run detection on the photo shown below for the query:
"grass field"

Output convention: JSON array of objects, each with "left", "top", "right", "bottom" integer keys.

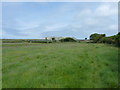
[{"left": 2, "top": 42, "right": 118, "bottom": 88}]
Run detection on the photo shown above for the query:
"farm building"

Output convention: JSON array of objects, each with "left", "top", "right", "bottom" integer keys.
[
  {"left": 45, "top": 37, "right": 77, "bottom": 42},
  {"left": 45, "top": 37, "right": 64, "bottom": 41}
]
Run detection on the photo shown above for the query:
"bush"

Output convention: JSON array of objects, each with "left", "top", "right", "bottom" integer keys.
[
  {"left": 60, "top": 37, "right": 76, "bottom": 42},
  {"left": 2, "top": 39, "right": 23, "bottom": 43},
  {"left": 29, "top": 40, "right": 52, "bottom": 43},
  {"left": 90, "top": 33, "right": 106, "bottom": 43},
  {"left": 89, "top": 32, "right": 120, "bottom": 47}
]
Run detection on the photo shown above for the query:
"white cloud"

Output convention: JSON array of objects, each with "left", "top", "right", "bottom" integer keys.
[
  {"left": 109, "top": 24, "right": 118, "bottom": 30},
  {"left": 45, "top": 24, "right": 68, "bottom": 31},
  {"left": 2, "top": 2, "right": 118, "bottom": 39},
  {"left": 15, "top": 19, "right": 40, "bottom": 30},
  {"left": 95, "top": 4, "right": 117, "bottom": 16},
  {"left": 68, "top": 3, "right": 118, "bottom": 38},
  {"left": 85, "top": 18, "right": 97, "bottom": 25}
]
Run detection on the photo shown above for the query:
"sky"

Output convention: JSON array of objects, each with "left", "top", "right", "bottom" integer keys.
[{"left": 2, "top": 2, "right": 118, "bottom": 39}]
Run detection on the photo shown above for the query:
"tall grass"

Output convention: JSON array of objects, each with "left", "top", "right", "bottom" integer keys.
[{"left": 2, "top": 43, "right": 118, "bottom": 88}]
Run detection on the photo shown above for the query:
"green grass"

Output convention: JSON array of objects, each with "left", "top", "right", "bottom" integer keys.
[{"left": 2, "top": 43, "right": 118, "bottom": 88}]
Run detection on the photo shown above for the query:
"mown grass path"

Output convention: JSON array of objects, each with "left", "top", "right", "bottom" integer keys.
[{"left": 2, "top": 43, "right": 118, "bottom": 88}]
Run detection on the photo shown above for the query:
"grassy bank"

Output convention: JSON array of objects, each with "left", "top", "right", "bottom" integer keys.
[{"left": 2, "top": 43, "right": 118, "bottom": 88}]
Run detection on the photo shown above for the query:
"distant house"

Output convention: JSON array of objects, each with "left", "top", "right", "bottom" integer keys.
[
  {"left": 45, "top": 37, "right": 64, "bottom": 42},
  {"left": 45, "top": 37, "right": 77, "bottom": 42}
]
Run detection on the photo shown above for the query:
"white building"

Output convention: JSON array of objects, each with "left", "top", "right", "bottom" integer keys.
[
  {"left": 45, "top": 37, "right": 77, "bottom": 41},
  {"left": 45, "top": 37, "right": 64, "bottom": 41}
]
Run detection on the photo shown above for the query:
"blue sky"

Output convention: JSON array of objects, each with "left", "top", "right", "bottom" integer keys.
[{"left": 2, "top": 2, "right": 118, "bottom": 39}]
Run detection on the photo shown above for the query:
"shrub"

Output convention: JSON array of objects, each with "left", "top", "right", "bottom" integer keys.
[
  {"left": 60, "top": 37, "right": 76, "bottom": 42},
  {"left": 90, "top": 33, "right": 106, "bottom": 43},
  {"left": 89, "top": 32, "right": 120, "bottom": 47},
  {"left": 29, "top": 40, "right": 52, "bottom": 43}
]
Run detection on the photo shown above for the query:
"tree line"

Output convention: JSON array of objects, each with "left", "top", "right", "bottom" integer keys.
[{"left": 90, "top": 32, "right": 120, "bottom": 47}]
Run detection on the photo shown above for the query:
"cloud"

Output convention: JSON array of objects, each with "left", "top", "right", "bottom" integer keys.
[
  {"left": 2, "top": 2, "right": 118, "bottom": 39},
  {"left": 95, "top": 4, "right": 117, "bottom": 16},
  {"left": 45, "top": 24, "right": 68, "bottom": 31},
  {"left": 71, "top": 3, "right": 118, "bottom": 36},
  {"left": 109, "top": 24, "right": 118, "bottom": 30},
  {"left": 41, "top": 24, "right": 89, "bottom": 39}
]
